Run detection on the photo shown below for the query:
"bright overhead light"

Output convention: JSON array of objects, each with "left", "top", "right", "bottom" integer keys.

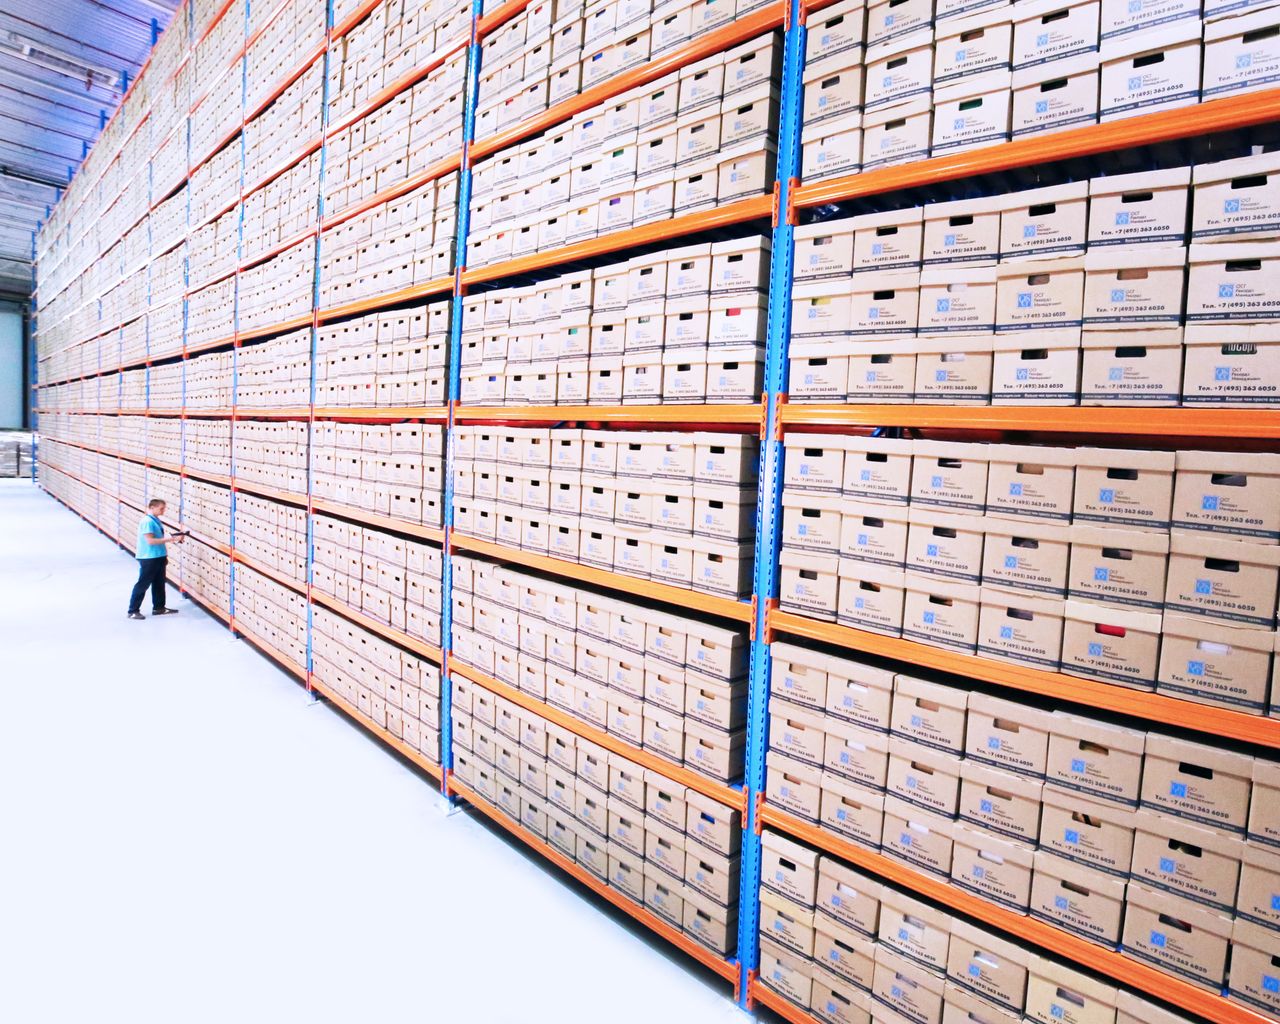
[{"left": 0, "top": 31, "right": 120, "bottom": 92}]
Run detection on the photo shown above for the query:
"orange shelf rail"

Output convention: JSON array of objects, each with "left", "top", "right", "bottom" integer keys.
[
  {"left": 312, "top": 405, "right": 450, "bottom": 421},
  {"left": 332, "top": 0, "right": 386, "bottom": 40},
  {"left": 449, "top": 659, "right": 746, "bottom": 812},
  {"left": 758, "top": 802, "right": 1274, "bottom": 1024},
  {"left": 768, "top": 608, "right": 1280, "bottom": 751},
  {"left": 778, "top": 404, "right": 1280, "bottom": 440},
  {"left": 749, "top": 978, "right": 814, "bottom": 1024},
  {"left": 447, "top": 774, "right": 741, "bottom": 983},
  {"left": 451, "top": 533, "right": 754, "bottom": 622},
  {"left": 231, "top": 549, "right": 307, "bottom": 596},
  {"left": 793, "top": 88, "right": 1280, "bottom": 210},
  {"left": 453, "top": 403, "right": 761, "bottom": 426},
  {"left": 468, "top": 1, "right": 785, "bottom": 162},
  {"left": 232, "top": 477, "right": 309, "bottom": 507},
  {"left": 180, "top": 583, "right": 233, "bottom": 625},
  {"left": 310, "top": 498, "right": 446, "bottom": 543},
  {"left": 307, "top": 674, "right": 444, "bottom": 780},
  {"left": 310, "top": 589, "right": 443, "bottom": 664},
  {"left": 234, "top": 407, "right": 312, "bottom": 419},
  {"left": 461, "top": 195, "right": 773, "bottom": 286},
  {"left": 476, "top": 0, "right": 531, "bottom": 38},
  {"left": 232, "top": 619, "right": 308, "bottom": 681},
  {"left": 237, "top": 313, "right": 316, "bottom": 344},
  {"left": 316, "top": 276, "right": 455, "bottom": 323}
]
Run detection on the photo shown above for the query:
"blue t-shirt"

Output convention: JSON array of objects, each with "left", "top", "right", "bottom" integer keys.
[{"left": 136, "top": 514, "right": 166, "bottom": 559}]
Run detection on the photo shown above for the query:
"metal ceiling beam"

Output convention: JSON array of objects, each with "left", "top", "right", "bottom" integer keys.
[{"left": 0, "top": 62, "right": 119, "bottom": 105}]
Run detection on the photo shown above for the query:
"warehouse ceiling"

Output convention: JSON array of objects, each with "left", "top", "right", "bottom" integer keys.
[{"left": 0, "top": 0, "right": 177, "bottom": 300}]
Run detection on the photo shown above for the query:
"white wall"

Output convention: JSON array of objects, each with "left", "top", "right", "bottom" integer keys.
[{"left": 0, "top": 302, "right": 24, "bottom": 429}]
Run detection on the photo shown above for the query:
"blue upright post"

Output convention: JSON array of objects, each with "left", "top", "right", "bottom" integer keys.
[
  {"left": 29, "top": 229, "right": 37, "bottom": 479},
  {"left": 736, "top": 0, "right": 805, "bottom": 1007},
  {"left": 438, "top": 0, "right": 484, "bottom": 794},
  {"left": 307, "top": 0, "right": 337, "bottom": 683},
  {"left": 229, "top": 0, "right": 249, "bottom": 628}
]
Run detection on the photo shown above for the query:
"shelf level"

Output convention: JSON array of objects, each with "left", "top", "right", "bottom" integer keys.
[
  {"left": 461, "top": 195, "right": 773, "bottom": 286},
  {"left": 768, "top": 609, "right": 1280, "bottom": 750},
  {"left": 468, "top": 1, "right": 785, "bottom": 162},
  {"left": 308, "top": 674, "right": 443, "bottom": 781},
  {"left": 316, "top": 276, "right": 455, "bottom": 323},
  {"left": 793, "top": 88, "right": 1280, "bottom": 210},
  {"left": 749, "top": 977, "right": 815, "bottom": 1024},
  {"left": 311, "top": 589, "right": 443, "bottom": 664},
  {"left": 451, "top": 533, "right": 754, "bottom": 622},
  {"left": 447, "top": 775, "right": 740, "bottom": 983},
  {"left": 453, "top": 404, "right": 761, "bottom": 426},
  {"left": 231, "top": 550, "right": 307, "bottom": 596},
  {"left": 232, "top": 619, "right": 308, "bottom": 682},
  {"left": 758, "top": 802, "right": 1274, "bottom": 1024},
  {"left": 310, "top": 498, "right": 445, "bottom": 543},
  {"left": 449, "top": 659, "right": 746, "bottom": 812},
  {"left": 778, "top": 404, "right": 1280, "bottom": 440},
  {"left": 312, "top": 406, "right": 450, "bottom": 421}
]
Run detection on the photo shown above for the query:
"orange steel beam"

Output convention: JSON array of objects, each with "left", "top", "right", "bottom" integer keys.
[
  {"left": 451, "top": 533, "right": 754, "bottom": 622},
  {"left": 452, "top": 404, "right": 761, "bottom": 426},
  {"left": 778, "top": 404, "right": 1280, "bottom": 440},
  {"left": 310, "top": 498, "right": 446, "bottom": 543}
]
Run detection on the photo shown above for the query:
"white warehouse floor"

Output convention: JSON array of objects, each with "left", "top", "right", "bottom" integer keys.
[{"left": 0, "top": 479, "right": 749, "bottom": 1024}]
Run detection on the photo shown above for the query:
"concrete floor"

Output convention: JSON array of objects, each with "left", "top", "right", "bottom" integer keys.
[{"left": 0, "top": 479, "right": 748, "bottom": 1024}]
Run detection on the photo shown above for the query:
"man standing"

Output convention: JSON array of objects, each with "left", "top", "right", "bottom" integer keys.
[{"left": 127, "top": 498, "right": 185, "bottom": 620}]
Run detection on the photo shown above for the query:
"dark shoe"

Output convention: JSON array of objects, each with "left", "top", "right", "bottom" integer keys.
[
  {"left": 128, "top": 612, "right": 145, "bottom": 620},
  {"left": 152, "top": 608, "right": 179, "bottom": 616}
]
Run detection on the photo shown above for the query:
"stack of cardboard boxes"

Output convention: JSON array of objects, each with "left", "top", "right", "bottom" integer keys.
[
  {"left": 234, "top": 494, "right": 309, "bottom": 584},
  {"left": 314, "top": 304, "right": 450, "bottom": 408},
  {"left": 312, "top": 513, "right": 445, "bottom": 643},
  {"left": 311, "top": 604, "right": 443, "bottom": 759},
  {"left": 188, "top": 208, "right": 240, "bottom": 293},
  {"left": 450, "top": 553, "right": 750, "bottom": 781},
  {"left": 182, "top": 479, "right": 233, "bottom": 548},
  {"left": 756, "top": 827, "right": 1240, "bottom": 1024},
  {"left": 177, "top": 538, "right": 233, "bottom": 619},
  {"left": 240, "top": 152, "right": 322, "bottom": 266},
  {"left": 459, "top": 239, "right": 771, "bottom": 406},
  {"left": 452, "top": 427, "right": 758, "bottom": 598},
  {"left": 233, "top": 562, "right": 309, "bottom": 668},
  {"left": 233, "top": 420, "right": 309, "bottom": 494},
  {"left": 238, "top": 237, "right": 317, "bottom": 331},
  {"left": 326, "top": 0, "right": 470, "bottom": 130},
  {"left": 800, "top": 0, "right": 1280, "bottom": 176},
  {"left": 318, "top": 176, "right": 458, "bottom": 309},
  {"left": 235, "top": 329, "right": 313, "bottom": 409},
  {"left": 242, "top": 62, "right": 325, "bottom": 191},
  {"left": 468, "top": 31, "right": 782, "bottom": 266},
  {"left": 790, "top": 152, "right": 1280, "bottom": 408},
  {"left": 762, "top": 642, "right": 1280, "bottom": 1010},
  {"left": 310, "top": 421, "right": 445, "bottom": 525},
  {"left": 324, "top": 40, "right": 467, "bottom": 219},
  {"left": 780, "top": 433, "right": 1280, "bottom": 713},
  {"left": 244, "top": 0, "right": 327, "bottom": 117},
  {"left": 451, "top": 636, "right": 744, "bottom": 955}
]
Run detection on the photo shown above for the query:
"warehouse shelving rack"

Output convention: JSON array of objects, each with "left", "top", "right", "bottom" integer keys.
[{"left": 30, "top": 0, "right": 1280, "bottom": 1019}]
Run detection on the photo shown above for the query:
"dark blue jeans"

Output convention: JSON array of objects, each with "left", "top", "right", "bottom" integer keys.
[{"left": 128, "top": 557, "right": 168, "bottom": 614}]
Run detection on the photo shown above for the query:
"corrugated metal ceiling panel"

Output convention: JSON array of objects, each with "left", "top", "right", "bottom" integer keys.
[{"left": 0, "top": 0, "right": 179, "bottom": 295}]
